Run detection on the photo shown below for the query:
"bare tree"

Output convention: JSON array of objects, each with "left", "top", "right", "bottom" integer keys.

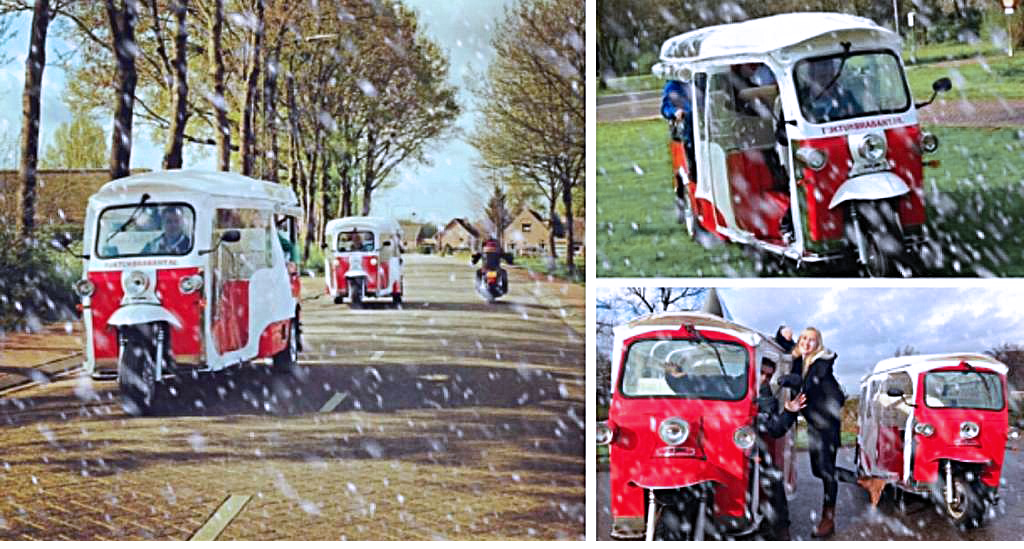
[
  {"left": 160, "top": 0, "right": 188, "bottom": 169},
  {"left": 241, "top": 0, "right": 264, "bottom": 176},
  {"left": 17, "top": 0, "right": 50, "bottom": 239},
  {"left": 209, "top": 0, "right": 229, "bottom": 170}
]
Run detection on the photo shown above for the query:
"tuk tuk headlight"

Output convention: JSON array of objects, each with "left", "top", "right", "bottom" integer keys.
[
  {"left": 369, "top": 256, "right": 378, "bottom": 266},
  {"left": 123, "top": 270, "right": 150, "bottom": 296},
  {"left": 795, "top": 147, "right": 827, "bottom": 171},
  {"left": 858, "top": 133, "right": 887, "bottom": 162},
  {"left": 73, "top": 279, "right": 95, "bottom": 298},
  {"left": 658, "top": 417, "right": 690, "bottom": 446},
  {"left": 914, "top": 422, "right": 935, "bottom": 437},
  {"left": 920, "top": 132, "right": 939, "bottom": 154},
  {"left": 597, "top": 421, "right": 616, "bottom": 446},
  {"left": 1009, "top": 427, "right": 1021, "bottom": 441},
  {"left": 959, "top": 421, "right": 980, "bottom": 440},
  {"left": 179, "top": 274, "right": 203, "bottom": 294},
  {"left": 733, "top": 425, "right": 756, "bottom": 449}
]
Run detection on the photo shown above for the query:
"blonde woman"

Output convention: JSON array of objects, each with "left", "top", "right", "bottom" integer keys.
[{"left": 792, "top": 327, "right": 845, "bottom": 538}]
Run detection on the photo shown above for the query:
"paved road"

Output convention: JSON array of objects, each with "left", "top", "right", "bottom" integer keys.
[
  {"left": 597, "top": 446, "right": 1024, "bottom": 540},
  {"left": 0, "top": 255, "right": 584, "bottom": 540}
]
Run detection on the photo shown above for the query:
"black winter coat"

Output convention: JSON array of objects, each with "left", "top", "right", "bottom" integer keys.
[
  {"left": 773, "top": 327, "right": 795, "bottom": 353},
  {"left": 793, "top": 350, "right": 845, "bottom": 431}
]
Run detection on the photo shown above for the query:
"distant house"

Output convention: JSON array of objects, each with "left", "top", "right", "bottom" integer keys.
[
  {"left": 437, "top": 218, "right": 481, "bottom": 254},
  {"left": 397, "top": 221, "right": 421, "bottom": 250},
  {"left": 0, "top": 168, "right": 150, "bottom": 226},
  {"left": 504, "top": 209, "right": 551, "bottom": 256},
  {"left": 556, "top": 217, "right": 586, "bottom": 258}
]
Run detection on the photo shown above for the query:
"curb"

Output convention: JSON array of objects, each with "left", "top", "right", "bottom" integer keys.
[{"left": 0, "top": 353, "right": 84, "bottom": 396}]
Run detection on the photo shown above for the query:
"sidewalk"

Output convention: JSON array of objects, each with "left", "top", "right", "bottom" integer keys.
[{"left": 0, "top": 322, "right": 85, "bottom": 395}]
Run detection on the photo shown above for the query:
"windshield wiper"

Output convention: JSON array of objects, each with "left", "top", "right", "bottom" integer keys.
[
  {"left": 961, "top": 361, "right": 994, "bottom": 399},
  {"left": 688, "top": 324, "right": 729, "bottom": 377},
  {"left": 813, "top": 41, "right": 853, "bottom": 101},
  {"left": 105, "top": 193, "right": 151, "bottom": 244}
]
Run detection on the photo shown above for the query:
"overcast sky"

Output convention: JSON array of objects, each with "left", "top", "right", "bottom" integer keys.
[
  {"left": 0, "top": 0, "right": 518, "bottom": 225},
  {"left": 598, "top": 286, "right": 1024, "bottom": 394}
]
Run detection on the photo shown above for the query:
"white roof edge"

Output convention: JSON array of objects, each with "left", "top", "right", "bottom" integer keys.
[
  {"left": 656, "top": 12, "right": 900, "bottom": 68},
  {"left": 861, "top": 352, "right": 1008, "bottom": 383},
  {"left": 325, "top": 216, "right": 403, "bottom": 234},
  {"left": 93, "top": 169, "right": 299, "bottom": 206}
]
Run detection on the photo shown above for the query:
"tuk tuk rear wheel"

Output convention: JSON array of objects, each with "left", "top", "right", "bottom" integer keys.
[
  {"left": 272, "top": 319, "right": 299, "bottom": 373},
  {"left": 945, "top": 476, "right": 985, "bottom": 528},
  {"left": 118, "top": 337, "right": 155, "bottom": 416},
  {"left": 677, "top": 181, "right": 709, "bottom": 241},
  {"left": 350, "top": 279, "right": 364, "bottom": 308}
]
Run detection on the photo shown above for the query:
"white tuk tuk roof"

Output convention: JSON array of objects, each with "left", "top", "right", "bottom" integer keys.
[
  {"left": 862, "top": 353, "right": 1008, "bottom": 385},
  {"left": 92, "top": 169, "right": 302, "bottom": 215},
  {"left": 325, "top": 216, "right": 403, "bottom": 237},
  {"left": 610, "top": 311, "right": 783, "bottom": 395},
  {"left": 656, "top": 12, "right": 900, "bottom": 70}
]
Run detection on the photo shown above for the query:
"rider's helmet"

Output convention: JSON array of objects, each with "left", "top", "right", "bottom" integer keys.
[{"left": 483, "top": 238, "right": 499, "bottom": 253}]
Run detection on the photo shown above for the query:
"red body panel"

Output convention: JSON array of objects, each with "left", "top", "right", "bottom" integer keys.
[
  {"left": 909, "top": 371, "right": 1008, "bottom": 487},
  {"left": 214, "top": 280, "right": 248, "bottom": 354},
  {"left": 608, "top": 329, "right": 756, "bottom": 522},
  {"left": 87, "top": 268, "right": 202, "bottom": 359},
  {"left": 257, "top": 318, "right": 290, "bottom": 358},
  {"left": 885, "top": 125, "right": 927, "bottom": 227},
  {"left": 333, "top": 257, "right": 350, "bottom": 294},
  {"left": 670, "top": 141, "right": 729, "bottom": 240},
  {"left": 876, "top": 426, "right": 905, "bottom": 474},
  {"left": 361, "top": 255, "right": 383, "bottom": 292}
]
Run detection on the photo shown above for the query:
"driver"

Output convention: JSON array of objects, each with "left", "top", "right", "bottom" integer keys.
[
  {"left": 660, "top": 79, "right": 696, "bottom": 185},
  {"left": 471, "top": 238, "right": 512, "bottom": 293},
  {"left": 142, "top": 206, "right": 191, "bottom": 254},
  {"left": 756, "top": 359, "right": 806, "bottom": 540},
  {"left": 800, "top": 59, "right": 862, "bottom": 122}
]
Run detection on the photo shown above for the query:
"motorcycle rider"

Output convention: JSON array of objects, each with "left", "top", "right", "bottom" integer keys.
[{"left": 471, "top": 238, "right": 513, "bottom": 294}]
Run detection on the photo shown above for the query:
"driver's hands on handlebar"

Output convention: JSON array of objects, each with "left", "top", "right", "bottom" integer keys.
[
  {"left": 674, "top": 109, "right": 685, "bottom": 122},
  {"left": 784, "top": 393, "right": 807, "bottom": 413}
]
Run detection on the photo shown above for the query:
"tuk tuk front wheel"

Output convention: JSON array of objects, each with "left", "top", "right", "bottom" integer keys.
[
  {"left": 945, "top": 476, "right": 985, "bottom": 528},
  {"left": 850, "top": 200, "right": 907, "bottom": 278},
  {"left": 118, "top": 336, "right": 156, "bottom": 416}
]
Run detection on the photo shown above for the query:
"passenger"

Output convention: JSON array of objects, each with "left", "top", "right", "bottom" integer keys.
[
  {"left": 774, "top": 325, "right": 796, "bottom": 353},
  {"left": 661, "top": 79, "right": 696, "bottom": 184},
  {"left": 730, "top": 62, "right": 788, "bottom": 192},
  {"left": 142, "top": 206, "right": 191, "bottom": 254},
  {"left": 791, "top": 326, "right": 845, "bottom": 538},
  {"left": 756, "top": 359, "right": 806, "bottom": 540}
]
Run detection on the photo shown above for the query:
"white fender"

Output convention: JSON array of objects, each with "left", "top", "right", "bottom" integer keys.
[
  {"left": 828, "top": 172, "right": 910, "bottom": 210},
  {"left": 108, "top": 304, "right": 182, "bottom": 329}
]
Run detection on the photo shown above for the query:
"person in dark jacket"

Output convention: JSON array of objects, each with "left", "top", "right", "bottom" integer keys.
[
  {"left": 757, "top": 359, "right": 805, "bottom": 540},
  {"left": 792, "top": 326, "right": 845, "bottom": 538},
  {"left": 471, "top": 238, "right": 513, "bottom": 293},
  {"left": 661, "top": 80, "right": 696, "bottom": 184}
]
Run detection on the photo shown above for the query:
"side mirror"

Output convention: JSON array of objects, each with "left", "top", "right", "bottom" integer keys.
[
  {"left": 198, "top": 229, "right": 241, "bottom": 255},
  {"left": 915, "top": 77, "right": 952, "bottom": 109},
  {"left": 382, "top": 240, "right": 392, "bottom": 247},
  {"left": 220, "top": 229, "right": 241, "bottom": 243},
  {"left": 779, "top": 373, "right": 803, "bottom": 390},
  {"left": 886, "top": 387, "right": 905, "bottom": 398}
]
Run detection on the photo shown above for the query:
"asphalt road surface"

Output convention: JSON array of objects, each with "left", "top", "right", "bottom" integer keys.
[
  {"left": 0, "top": 255, "right": 584, "bottom": 540},
  {"left": 597, "top": 446, "right": 1024, "bottom": 541}
]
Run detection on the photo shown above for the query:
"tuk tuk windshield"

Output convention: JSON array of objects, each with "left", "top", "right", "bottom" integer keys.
[
  {"left": 794, "top": 51, "right": 910, "bottom": 124},
  {"left": 620, "top": 339, "right": 748, "bottom": 400},
  {"left": 96, "top": 203, "right": 195, "bottom": 258},
  {"left": 923, "top": 371, "right": 1004, "bottom": 411},
  {"left": 338, "top": 231, "right": 375, "bottom": 252}
]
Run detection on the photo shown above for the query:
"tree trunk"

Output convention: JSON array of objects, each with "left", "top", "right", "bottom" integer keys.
[
  {"left": 361, "top": 132, "right": 376, "bottom": 216},
  {"left": 162, "top": 0, "right": 189, "bottom": 169},
  {"left": 17, "top": 0, "right": 50, "bottom": 241},
  {"left": 106, "top": 0, "right": 139, "bottom": 181},
  {"left": 319, "top": 165, "right": 330, "bottom": 246},
  {"left": 241, "top": 0, "right": 264, "bottom": 176},
  {"left": 209, "top": 0, "right": 230, "bottom": 171},
  {"left": 562, "top": 174, "right": 574, "bottom": 275},
  {"left": 547, "top": 197, "right": 557, "bottom": 261},
  {"left": 263, "top": 44, "right": 280, "bottom": 182},
  {"left": 286, "top": 72, "right": 300, "bottom": 196}
]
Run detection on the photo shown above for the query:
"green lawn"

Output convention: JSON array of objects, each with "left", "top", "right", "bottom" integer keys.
[
  {"left": 902, "top": 41, "right": 1005, "bottom": 65},
  {"left": 596, "top": 118, "right": 1024, "bottom": 277}
]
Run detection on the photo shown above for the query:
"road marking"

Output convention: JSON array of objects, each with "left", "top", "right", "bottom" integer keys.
[
  {"left": 190, "top": 494, "right": 251, "bottom": 541},
  {"left": 417, "top": 374, "right": 449, "bottom": 382},
  {"left": 320, "top": 391, "right": 349, "bottom": 413}
]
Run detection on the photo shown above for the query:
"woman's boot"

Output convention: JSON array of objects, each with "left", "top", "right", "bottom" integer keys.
[{"left": 812, "top": 505, "right": 835, "bottom": 538}]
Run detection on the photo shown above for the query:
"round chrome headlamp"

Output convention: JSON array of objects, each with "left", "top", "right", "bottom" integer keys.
[
  {"left": 1009, "top": 427, "right": 1021, "bottom": 441},
  {"left": 859, "top": 133, "right": 887, "bottom": 162},
  {"left": 597, "top": 421, "right": 615, "bottom": 446},
  {"left": 921, "top": 132, "right": 939, "bottom": 154},
  {"left": 960, "top": 421, "right": 980, "bottom": 440},
  {"left": 73, "top": 278, "right": 95, "bottom": 298},
  {"left": 795, "top": 147, "right": 827, "bottom": 171},
  {"left": 179, "top": 274, "right": 204, "bottom": 294},
  {"left": 123, "top": 270, "right": 150, "bottom": 296},
  {"left": 733, "top": 425, "right": 756, "bottom": 449},
  {"left": 658, "top": 417, "right": 690, "bottom": 446},
  {"left": 369, "top": 256, "right": 378, "bottom": 266},
  {"left": 914, "top": 422, "right": 935, "bottom": 437}
]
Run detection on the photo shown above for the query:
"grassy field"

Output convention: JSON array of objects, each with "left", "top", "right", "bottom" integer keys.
[{"left": 596, "top": 118, "right": 1024, "bottom": 277}]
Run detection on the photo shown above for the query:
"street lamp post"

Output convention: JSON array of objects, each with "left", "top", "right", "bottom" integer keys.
[
  {"left": 893, "top": 0, "right": 900, "bottom": 35},
  {"left": 1004, "top": 0, "right": 1018, "bottom": 58}
]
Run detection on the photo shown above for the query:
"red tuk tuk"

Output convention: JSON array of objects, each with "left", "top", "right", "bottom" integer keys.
[
  {"left": 654, "top": 13, "right": 950, "bottom": 276},
  {"left": 598, "top": 310, "right": 796, "bottom": 540},
  {"left": 857, "top": 353, "right": 1015, "bottom": 527}
]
